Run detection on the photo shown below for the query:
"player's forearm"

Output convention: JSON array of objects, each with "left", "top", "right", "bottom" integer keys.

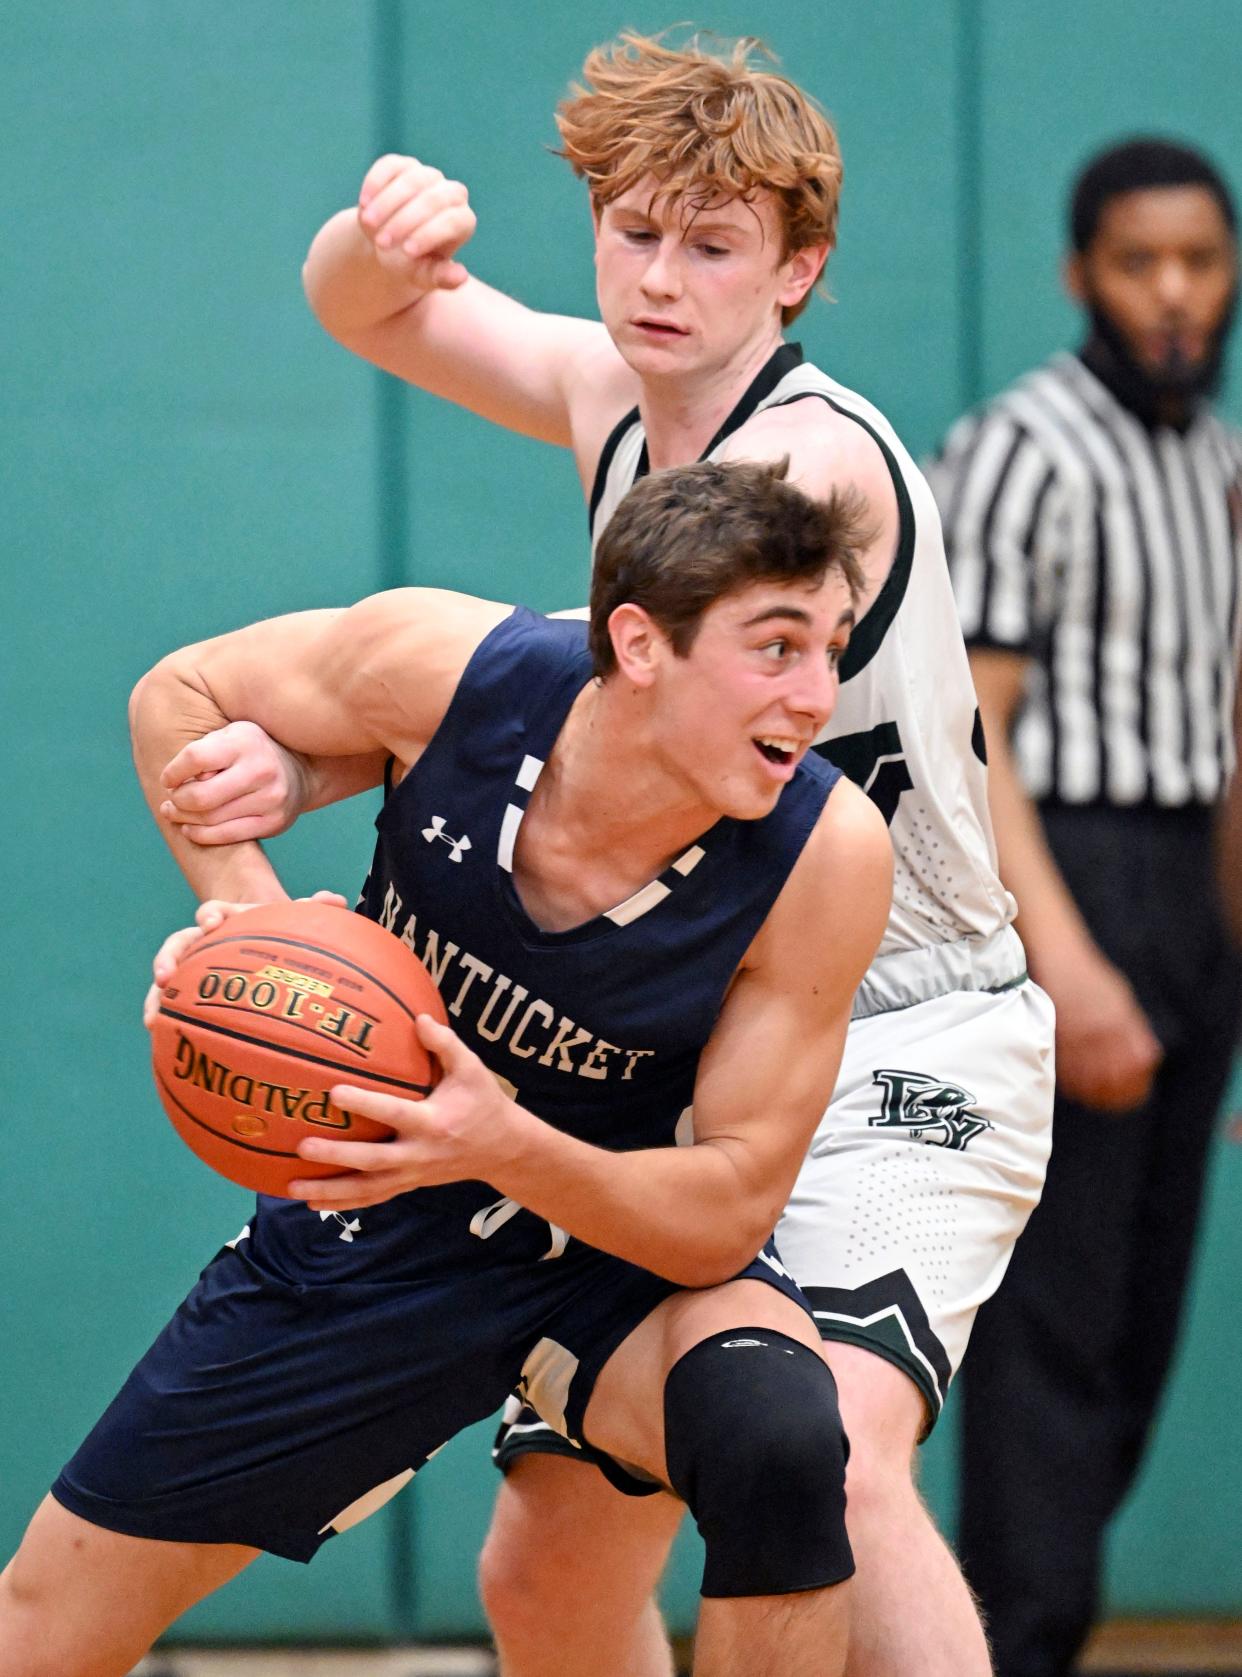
[
  {"left": 494, "top": 1111, "right": 779, "bottom": 1288},
  {"left": 303, "top": 208, "right": 432, "bottom": 340},
  {"left": 130, "top": 660, "right": 285, "bottom": 904},
  {"left": 299, "top": 751, "right": 389, "bottom": 812}
]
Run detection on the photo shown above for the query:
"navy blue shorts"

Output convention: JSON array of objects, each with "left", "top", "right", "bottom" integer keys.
[{"left": 52, "top": 1229, "right": 807, "bottom": 1561}]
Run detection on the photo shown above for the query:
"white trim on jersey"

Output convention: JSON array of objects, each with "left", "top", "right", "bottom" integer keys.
[
  {"left": 605, "top": 879, "right": 672, "bottom": 926},
  {"left": 498, "top": 750, "right": 713, "bottom": 929}
]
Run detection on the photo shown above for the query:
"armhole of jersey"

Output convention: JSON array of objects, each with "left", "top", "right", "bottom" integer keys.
[
  {"left": 588, "top": 407, "right": 640, "bottom": 533},
  {"left": 767, "top": 393, "right": 916, "bottom": 681}
]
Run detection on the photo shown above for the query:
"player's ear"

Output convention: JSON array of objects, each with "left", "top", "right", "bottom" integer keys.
[
  {"left": 608, "top": 603, "right": 662, "bottom": 687},
  {"left": 779, "top": 242, "right": 829, "bottom": 311}
]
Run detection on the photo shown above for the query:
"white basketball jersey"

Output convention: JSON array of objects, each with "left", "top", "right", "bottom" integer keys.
[{"left": 588, "top": 345, "right": 1022, "bottom": 1003}]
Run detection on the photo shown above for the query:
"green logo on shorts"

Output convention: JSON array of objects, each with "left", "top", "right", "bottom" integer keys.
[{"left": 869, "top": 1070, "right": 992, "bottom": 1151}]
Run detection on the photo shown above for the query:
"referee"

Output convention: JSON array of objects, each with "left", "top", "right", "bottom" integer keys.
[{"left": 929, "top": 138, "right": 1241, "bottom": 1677}]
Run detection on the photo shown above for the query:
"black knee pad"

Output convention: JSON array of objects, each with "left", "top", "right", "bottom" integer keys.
[{"left": 663, "top": 1327, "right": 854, "bottom": 1598}]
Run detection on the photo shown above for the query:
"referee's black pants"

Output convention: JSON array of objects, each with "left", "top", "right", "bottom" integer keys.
[{"left": 958, "top": 804, "right": 1240, "bottom": 1677}]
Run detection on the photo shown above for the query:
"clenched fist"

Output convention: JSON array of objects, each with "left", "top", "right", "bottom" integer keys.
[{"left": 356, "top": 154, "right": 477, "bottom": 293}]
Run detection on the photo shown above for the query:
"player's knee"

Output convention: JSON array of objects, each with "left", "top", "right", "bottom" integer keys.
[
  {"left": 477, "top": 1521, "right": 546, "bottom": 1636},
  {"left": 825, "top": 1346, "right": 926, "bottom": 1529},
  {"left": 477, "top": 1479, "right": 580, "bottom": 1635},
  {"left": 663, "top": 1329, "right": 853, "bottom": 1597},
  {"left": 0, "top": 1555, "right": 68, "bottom": 1677},
  {"left": 840, "top": 1431, "right": 921, "bottom": 1539}
]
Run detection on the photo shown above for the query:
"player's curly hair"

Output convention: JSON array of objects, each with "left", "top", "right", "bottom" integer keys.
[
  {"left": 556, "top": 30, "right": 842, "bottom": 324},
  {"left": 590, "top": 458, "right": 869, "bottom": 678}
]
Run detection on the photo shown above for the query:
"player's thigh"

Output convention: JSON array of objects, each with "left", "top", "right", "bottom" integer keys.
[
  {"left": 820, "top": 1341, "right": 925, "bottom": 1486},
  {"left": 583, "top": 1277, "right": 822, "bottom": 1478},
  {"left": 778, "top": 982, "right": 1055, "bottom": 1425},
  {"left": 481, "top": 1453, "right": 682, "bottom": 1608},
  {"left": 56, "top": 1239, "right": 523, "bottom": 1563},
  {"left": 1, "top": 1493, "right": 256, "bottom": 1674}
]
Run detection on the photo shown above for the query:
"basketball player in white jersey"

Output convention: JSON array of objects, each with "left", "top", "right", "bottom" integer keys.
[{"left": 162, "top": 33, "right": 1054, "bottom": 1677}]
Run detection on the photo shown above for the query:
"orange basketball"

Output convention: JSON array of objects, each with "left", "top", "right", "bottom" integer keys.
[{"left": 150, "top": 899, "right": 447, "bottom": 1197}]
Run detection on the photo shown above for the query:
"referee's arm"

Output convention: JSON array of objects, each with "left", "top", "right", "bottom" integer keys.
[
  {"left": 929, "top": 413, "right": 1162, "bottom": 1113},
  {"left": 1217, "top": 673, "right": 1242, "bottom": 950}
]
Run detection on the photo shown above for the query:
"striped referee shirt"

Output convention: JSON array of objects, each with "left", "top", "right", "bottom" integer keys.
[{"left": 928, "top": 352, "right": 1242, "bottom": 807}]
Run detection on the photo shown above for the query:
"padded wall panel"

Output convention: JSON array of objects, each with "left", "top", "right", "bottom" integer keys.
[
  {"left": 1, "top": 2, "right": 397, "bottom": 1639},
  {"left": 975, "top": 0, "right": 1242, "bottom": 424}
]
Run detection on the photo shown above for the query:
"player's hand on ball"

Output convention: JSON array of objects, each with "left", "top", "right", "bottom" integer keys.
[
  {"left": 356, "top": 154, "right": 475, "bottom": 292},
  {"left": 160, "top": 721, "right": 308, "bottom": 846},
  {"left": 291, "top": 1015, "right": 524, "bottom": 1209},
  {"left": 143, "top": 890, "right": 346, "bottom": 1029}
]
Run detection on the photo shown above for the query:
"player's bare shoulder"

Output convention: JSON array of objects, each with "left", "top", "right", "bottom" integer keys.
[
  {"left": 719, "top": 399, "right": 899, "bottom": 609},
  {"left": 331, "top": 587, "right": 513, "bottom": 758}
]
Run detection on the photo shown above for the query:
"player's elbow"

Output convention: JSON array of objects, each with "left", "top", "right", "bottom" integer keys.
[
  {"left": 303, "top": 268, "right": 350, "bottom": 345},
  {"left": 669, "top": 1214, "right": 779, "bottom": 1290},
  {"left": 127, "top": 670, "right": 149, "bottom": 736},
  {"left": 128, "top": 659, "right": 174, "bottom": 743},
  {"left": 665, "top": 1252, "right": 740, "bottom": 1289},
  {"left": 129, "top": 651, "right": 183, "bottom": 730},
  {"left": 130, "top": 649, "right": 217, "bottom": 759}
]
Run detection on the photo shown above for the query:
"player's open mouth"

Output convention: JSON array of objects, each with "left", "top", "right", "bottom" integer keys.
[
  {"left": 754, "top": 736, "right": 798, "bottom": 768},
  {"left": 634, "top": 318, "right": 689, "bottom": 338}
]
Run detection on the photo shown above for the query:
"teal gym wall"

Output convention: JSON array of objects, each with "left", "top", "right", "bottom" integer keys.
[{"left": 3, "top": 0, "right": 1239, "bottom": 1644}]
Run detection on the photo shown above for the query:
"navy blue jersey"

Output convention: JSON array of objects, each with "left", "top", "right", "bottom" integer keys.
[
  {"left": 56, "top": 607, "right": 840, "bottom": 1558},
  {"left": 247, "top": 608, "right": 840, "bottom": 1283}
]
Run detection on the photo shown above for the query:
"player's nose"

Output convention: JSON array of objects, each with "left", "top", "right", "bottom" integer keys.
[
  {"left": 788, "top": 658, "right": 839, "bottom": 729},
  {"left": 640, "top": 237, "right": 683, "bottom": 300}
]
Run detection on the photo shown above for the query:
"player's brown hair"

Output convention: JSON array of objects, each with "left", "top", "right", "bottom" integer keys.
[
  {"left": 556, "top": 31, "right": 842, "bottom": 325},
  {"left": 589, "top": 458, "right": 868, "bottom": 677}
]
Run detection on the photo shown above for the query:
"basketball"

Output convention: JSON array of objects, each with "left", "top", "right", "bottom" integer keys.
[{"left": 150, "top": 899, "right": 447, "bottom": 1197}]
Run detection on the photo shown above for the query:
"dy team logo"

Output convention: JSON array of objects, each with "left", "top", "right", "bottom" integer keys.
[{"left": 869, "top": 1069, "right": 991, "bottom": 1151}]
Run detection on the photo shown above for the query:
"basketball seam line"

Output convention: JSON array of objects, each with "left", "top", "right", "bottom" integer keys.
[
  {"left": 157, "top": 1007, "right": 435, "bottom": 1097},
  {"left": 186, "top": 929, "right": 433, "bottom": 1028},
  {"left": 156, "top": 1071, "right": 337, "bottom": 1161}
]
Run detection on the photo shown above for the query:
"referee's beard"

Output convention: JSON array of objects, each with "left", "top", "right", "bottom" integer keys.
[{"left": 1080, "top": 283, "right": 1237, "bottom": 428}]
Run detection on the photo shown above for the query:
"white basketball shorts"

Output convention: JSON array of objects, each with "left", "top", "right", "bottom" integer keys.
[{"left": 780, "top": 977, "right": 1054, "bottom": 1424}]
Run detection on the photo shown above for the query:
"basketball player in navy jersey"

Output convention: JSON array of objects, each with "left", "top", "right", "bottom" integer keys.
[
  {"left": 0, "top": 462, "right": 891, "bottom": 1677},
  {"left": 156, "top": 33, "right": 1055, "bottom": 1677}
]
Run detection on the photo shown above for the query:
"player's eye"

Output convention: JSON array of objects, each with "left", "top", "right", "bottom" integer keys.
[
  {"left": 759, "top": 638, "right": 791, "bottom": 662},
  {"left": 696, "top": 243, "right": 729, "bottom": 258}
]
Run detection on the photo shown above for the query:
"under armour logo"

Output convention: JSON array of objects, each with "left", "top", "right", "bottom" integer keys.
[
  {"left": 319, "top": 1210, "right": 362, "bottom": 1243},
  {"left": 869, "top": 1069, "right": 992, "bottom": 1151},
  {"left": 421, "top": 815, "right": 472, "bottom": 863}
]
